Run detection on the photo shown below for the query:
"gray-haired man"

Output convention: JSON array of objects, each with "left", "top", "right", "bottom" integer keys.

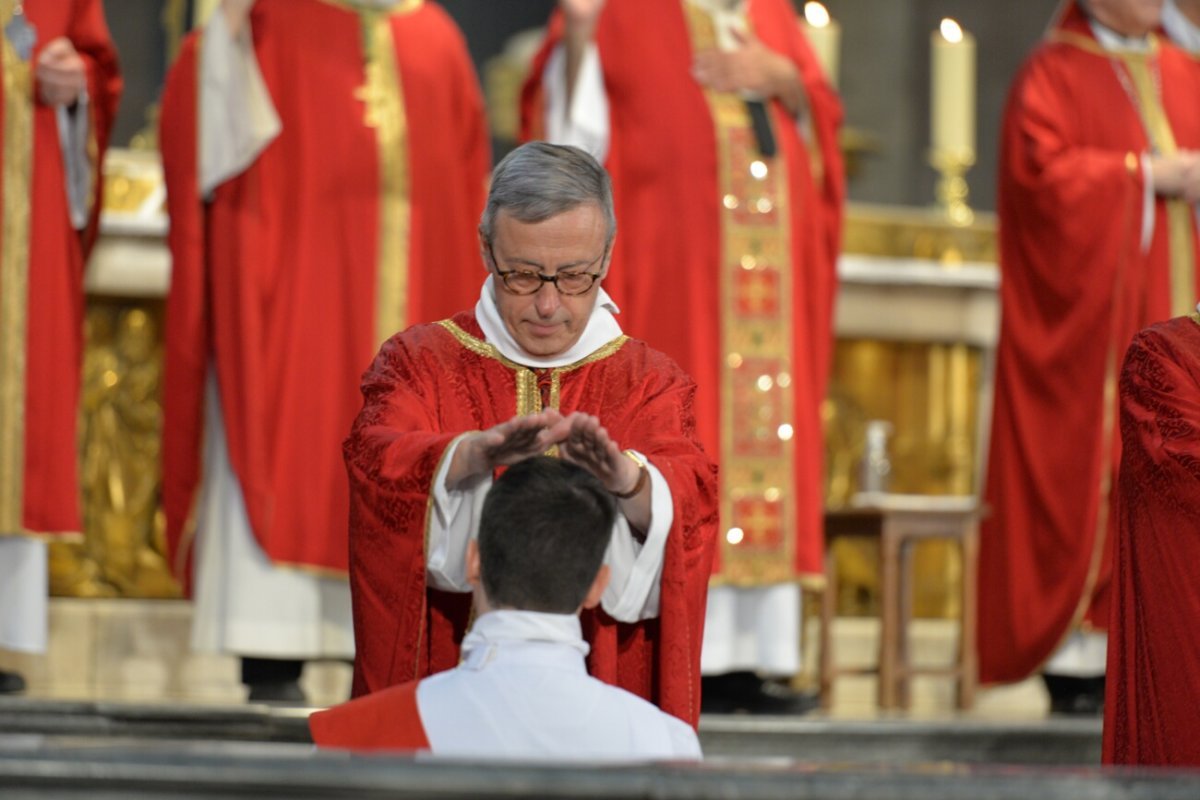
[{"left": 344, "top": 142, "right": 718, "bottom": 728}]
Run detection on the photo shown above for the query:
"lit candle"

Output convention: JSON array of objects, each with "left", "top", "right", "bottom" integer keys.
[
  {"left": 802, "top": 2, "right": 841, "bottom": 88},
  {"left": 931, "top": 17, "right": 976, "bottom": 157}
]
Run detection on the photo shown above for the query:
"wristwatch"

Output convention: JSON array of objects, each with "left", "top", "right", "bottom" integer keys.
[{"left": 613, "top": 450, "right": 649, "bottom": 499}]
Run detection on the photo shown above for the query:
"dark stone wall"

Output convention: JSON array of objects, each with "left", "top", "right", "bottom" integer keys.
[{"left": 826, "top": 0, "right": 1060, "bottom": 210}]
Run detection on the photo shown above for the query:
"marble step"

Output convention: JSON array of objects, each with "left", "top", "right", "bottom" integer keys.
[
  {"left": 0, "top": 735, "right": 1196, "bottom": 800},
  {"left": 0, "top": 697, "right": 1100, "bottom": 764}
]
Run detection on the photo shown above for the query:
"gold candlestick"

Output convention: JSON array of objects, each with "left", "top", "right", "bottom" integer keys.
[{"left": 930, "top": 147, "right": 975, "bottom": 227}]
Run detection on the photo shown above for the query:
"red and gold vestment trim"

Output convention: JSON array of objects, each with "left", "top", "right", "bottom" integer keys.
[
  {"left": 0, "top": 0, "right": 33, "bottom": 534},
  {"left": 683, "top": 3, "right": 799, "bottom": 586}
]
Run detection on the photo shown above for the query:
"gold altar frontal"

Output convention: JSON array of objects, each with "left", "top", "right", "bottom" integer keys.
[{"left": 826, "top": 205, "right": 996, "bottom": 619}]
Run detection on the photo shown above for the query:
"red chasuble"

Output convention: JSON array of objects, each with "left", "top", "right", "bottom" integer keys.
[
  {"left": 310, "top": 680, "right": 430, "bottom": 752},
  {"left": 0, "top": 0, "right": 120, "bottom": 537},
  {"left": 980, "top": 2, "right": 1200, "bottom": 684},
  {"left": 1104, "top": 315, "right": 1200, "bottom": 766},
  {"left": 159, "top": 0, "right": 488, "bottom": 585},
  {"left": 520, "top": 0, "right": 844, "bottom": 585},
  {"left": 345, "top": 312, "right": 718, "bottom": 726}
]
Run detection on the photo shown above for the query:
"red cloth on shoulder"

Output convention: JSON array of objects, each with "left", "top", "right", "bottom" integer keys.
[
  {"left": 1104, "top": 315, "right": 1200, "bottom": 766},
  {"left": 310, "top": 680, "right": 429, "bottom": 752}
]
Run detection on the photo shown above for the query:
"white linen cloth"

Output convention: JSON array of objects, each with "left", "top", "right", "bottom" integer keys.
[
  {"left": 417, "top": 610, "right": 702, "bottom": 761},
  {"left": 190, "top": 375, "right": 354, "bottom": 659},
  {"left": 0, "top": 538, "right": 48, "bottom": 653}
]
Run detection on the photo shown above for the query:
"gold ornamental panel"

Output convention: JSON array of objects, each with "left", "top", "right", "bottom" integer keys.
[{"left": 50, "top": 299, "right": 180, "bottom": 599}]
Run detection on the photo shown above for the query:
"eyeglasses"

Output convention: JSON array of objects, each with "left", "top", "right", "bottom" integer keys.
[{"left": 487, "top": 243, "right": 605, "bottom": 297}]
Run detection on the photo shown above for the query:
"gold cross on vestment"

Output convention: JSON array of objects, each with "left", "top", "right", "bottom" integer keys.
[
  {"left": 739, "top": 499, "right": 780, "bottom": 544},
  {"left": 739, "top": 270, "right": 775, "bottom": 314}
]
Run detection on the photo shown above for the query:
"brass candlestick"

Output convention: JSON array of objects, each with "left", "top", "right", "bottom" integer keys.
[{"left": 930, "top": 148, "right": 976, "bottom": 227}]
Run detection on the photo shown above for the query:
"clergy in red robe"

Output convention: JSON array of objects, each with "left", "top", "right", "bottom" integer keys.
[
  {"left": 345, "top": 143, "right": 718, "bottom": 726},
  {"left": 980, "top": 0, "right": 1200, "bottom": 703},
  {"left": 520, "top": 0, "right": 844, "bottom": 711},
  {"left": 1104, "top": 312, "right": 1200, "bottom": 766},
  {"left": 159, "top": 0, "right": 488, "bottom": 698},
  {"left": 0, "top": 0, "right": 120, "bottom": 691}
]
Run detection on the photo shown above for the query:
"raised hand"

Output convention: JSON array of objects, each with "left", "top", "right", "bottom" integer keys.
[
  {"left": 555, "top": 412, "right": 640, "bottom": 495},
  {"left": 446, "top": 409, "right": 566, "bottom": 488},
  {"left": 691, "top": 28, "right": 805, "bottom": 115},
  {"left": 36, "top": 38, "right": 86, "bottom": 108}
]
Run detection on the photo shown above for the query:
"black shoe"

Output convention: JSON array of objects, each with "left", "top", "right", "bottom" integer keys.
[
  {"left": 246, "top": 680, "right": 307, "bottom": 705},
  {"left": 1043, "top": 674, "right": 1104, "bottom": 716},
  {"left": 702, "top": 671, "right": 818, "bottom": 715},
  {"left": 0, "top": 670, "right": 26, "bottom": 695}
]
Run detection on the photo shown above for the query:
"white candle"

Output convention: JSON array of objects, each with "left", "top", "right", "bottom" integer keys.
[
  {"left": 803, "top": 2, "right": 841, "bottom": 88},
  {"left": 931, "top": 17, "right": 976, "bottom": 157}
]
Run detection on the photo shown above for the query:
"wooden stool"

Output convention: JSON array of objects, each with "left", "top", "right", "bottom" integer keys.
[{"left": 818, "top": 495, "right": 980, "bottom": 711}]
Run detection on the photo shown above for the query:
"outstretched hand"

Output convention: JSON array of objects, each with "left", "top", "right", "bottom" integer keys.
[
  {"left": 447, "top": 409, "right": 566, "bottom": 488},
  {"left": 555, "top": 412, "right": 640, "bottom": 496}
]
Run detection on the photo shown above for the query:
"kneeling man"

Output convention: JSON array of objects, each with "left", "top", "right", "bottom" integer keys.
[{"left": 311, "top": 457, "right": 702, "bottom": 760}]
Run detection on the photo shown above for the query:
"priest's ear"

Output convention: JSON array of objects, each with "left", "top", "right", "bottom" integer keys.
[
  {"left": 580, "top": 564, "right": 610, "bottom": 611},
  {"left": 478, "top": 227, "right": 492, "bottom": 273},
  {"left": 598, "top": 232, "right": 617, "bottom": 280}
]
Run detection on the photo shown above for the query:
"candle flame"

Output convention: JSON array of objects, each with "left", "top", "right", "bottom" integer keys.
[
  {"left": 804, "top": 1, "right": 831, "bottom": 28},
  {"left": 940, "top": 17, "right": 964, "bottom": 43}
]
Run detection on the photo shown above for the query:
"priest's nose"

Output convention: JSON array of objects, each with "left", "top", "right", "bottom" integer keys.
[{"left": 533, "top": 281, "right": 561, "bottom": 316}]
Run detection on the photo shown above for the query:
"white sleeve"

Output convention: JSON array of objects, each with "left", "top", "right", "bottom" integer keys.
[
  {"left": 1140, "top": 151, "right": 1155, "bottom": 254},
  {"left": 542, "top": 41, "right": 610, "bottom": 163},
  {"left": 425, "top": 435, "right": 492, "bottom": 592},
  {"left": 599, "top": 451, "right": 672, "bottom": 622},
  {"left": 198, "top": 9, "right": 282, "bottom": 197},
  {"left": 56, "top": 93, "right": 92, "bottom": 230}
]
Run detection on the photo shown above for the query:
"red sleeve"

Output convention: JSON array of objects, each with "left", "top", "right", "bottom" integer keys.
[
  {"left": 344, "top": 331, "right": 459, "bottom": 698},
  {"left": 310, "top": 680, "right": 430, "bottom": 752},
  {"left": 69, "top": 0, "right": 122, "bottom": 256},
  {"left": 628, "top": 358, "right": 718, "bottom": 728},
  {"left": 1001, "top": 47, "right": 1145, "bottom": 305},
  {"left": 159, "top": 35, "right": 207, "bottom": 593},
  {"left": 1105, "top": 318, "right": 1200, "bottom": 767}
]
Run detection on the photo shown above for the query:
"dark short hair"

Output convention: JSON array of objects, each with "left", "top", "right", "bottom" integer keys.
[
  {"left": 478, "top": 456, "right": 617, "bottom": 613},
  {"left": 479, "top": 142, "right": 616, "bottom": 249}
]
